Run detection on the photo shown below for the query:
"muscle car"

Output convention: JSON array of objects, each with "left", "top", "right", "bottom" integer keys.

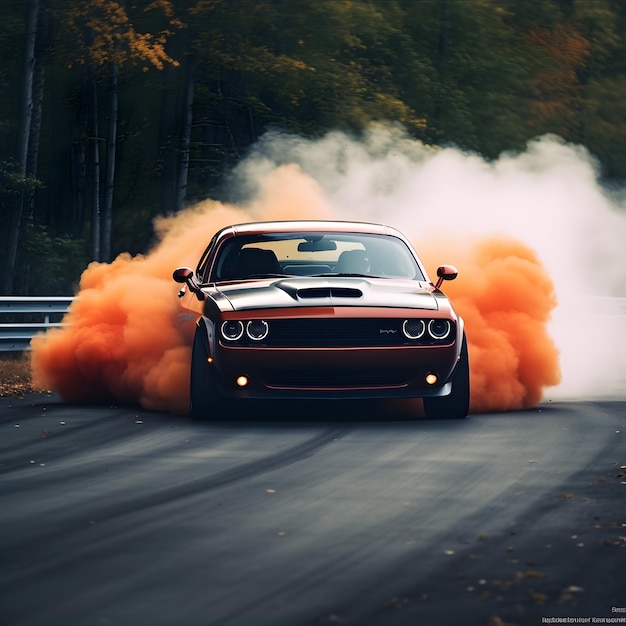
[{"left": 173, "top": 220, "right": 469, "bottom": 419}]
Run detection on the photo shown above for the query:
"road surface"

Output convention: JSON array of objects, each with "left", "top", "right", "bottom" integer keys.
[{"left": 1, "top": 394, "right": 625, "bottom": 626}]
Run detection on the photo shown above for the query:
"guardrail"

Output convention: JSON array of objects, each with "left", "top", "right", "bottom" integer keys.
[
  {"left": 0, "top": 296, "right": 74, "bottom": 352},
  {"left": 1, "top": 294, "right": 624, "bottom": 353},
  {"left": 589, "top": 296, "right": 626, "bottom": 315}
]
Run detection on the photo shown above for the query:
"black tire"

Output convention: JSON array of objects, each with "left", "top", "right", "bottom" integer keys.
[
  {"left": 423, "top": 333, "right": 470, "bottom": 420},
  {"left": 190, "top": 327, "right": 225, "bottom": 419}
]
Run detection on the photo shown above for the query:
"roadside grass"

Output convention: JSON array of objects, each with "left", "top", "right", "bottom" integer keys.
[{"left": 0, "top": 353, "right": 33, "bottom": 397}]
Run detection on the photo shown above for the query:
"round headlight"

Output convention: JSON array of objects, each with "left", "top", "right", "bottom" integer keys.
[
  {"left": 246, "top": 319, "right": 269, "bottom": 341},
  {"left": 221, "top": 320, "right": 244, "bottom": 341},
  {"left": 428, "top": 319, "right": 451, "bottom": 340},
  {"left": 403, "top": 319, "right": 426, "bottom": 339}
]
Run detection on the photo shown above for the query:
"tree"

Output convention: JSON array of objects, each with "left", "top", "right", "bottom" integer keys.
[
  {"left": 525, "top": 23, "right": 591, "bottom": 137},
  {"left": 182, "top": 0, "right": 429, "bottom": 201},
  {"left": 61, "top": 0, "right": 183, "bottom": 260},
  {"left": 2, "top": 0, "right": 42, "bottom": 294},
  {"left": 399, "top": 0, "right": 547, "bottom": 155},
  {"left": 568, "top": 0, "right": 624, "bottom": 176},
  {"left": 3, "top": 0, "right": 626, "bottom": 296}
]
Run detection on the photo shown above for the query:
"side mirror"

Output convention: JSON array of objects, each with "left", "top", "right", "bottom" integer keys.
[
  {"left": 173, "top": 267, "right": 194, "bottom": 284},
  {"left": 434, "top": 264, "right": 458, "bottom": 289},
  {"left": 172, "top": 267, "right": 204, "bottom": 300}
]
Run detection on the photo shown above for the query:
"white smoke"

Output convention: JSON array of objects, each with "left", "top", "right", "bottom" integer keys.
[{"left": 231, "top": 123, "right": 626, "bottom": 400}]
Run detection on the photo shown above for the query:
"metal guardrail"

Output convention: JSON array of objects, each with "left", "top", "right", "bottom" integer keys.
[
  {"left": 0, "top": 296, "right": 74, "bottom": 351},
  {"left": 0, "top": 295, "right": 624, "bottom": 353},
  {"left": 589, "top": 296, "right": 626, "bottom": 315}
]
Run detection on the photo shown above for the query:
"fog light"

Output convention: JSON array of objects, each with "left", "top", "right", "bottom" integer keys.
[
  {"left": 236, "top": 375, "right": 249, "bottom": 387},
  {"left": 425, "top": 373, "right": 438, "bottom": 385}
]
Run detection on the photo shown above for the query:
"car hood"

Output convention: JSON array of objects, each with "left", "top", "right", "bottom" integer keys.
[{"left": 208, "top": 277, "right": 439, "bottom": 312}]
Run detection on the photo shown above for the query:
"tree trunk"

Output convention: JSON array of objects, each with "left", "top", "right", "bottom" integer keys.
[
  {"left": 26, "top": 0, "right": 47, "bottom": 226},
  {"left": 89, "top": 69, "right": 101, "bottom": 262},
  {"left": 2, "top": 0, "right": 39, "bottom": 293},
  {"left": 176, "top": 62, "right": 195, "bottom": 213},
  {"left": 70, "top": 68, "right": 89, "bottom": 238},
  {"left": 158, "top": 53, "right": 182, "bottom": 215},
  {"left": 102, "top": 62, "right": 118, "bottom": 262}
]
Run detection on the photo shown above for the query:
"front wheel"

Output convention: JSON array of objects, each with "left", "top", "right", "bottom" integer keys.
[
  {"left": 190, "top": 328, "right": 225, "bottom": 419},
  {"left": 423, "top": 334, "right": 470, "bottom": 420}
]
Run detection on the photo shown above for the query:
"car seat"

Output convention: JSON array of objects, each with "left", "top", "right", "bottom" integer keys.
[
  {"left": 335, "top": 249, "right": 370, "bottom": 274},
  {"left": 234, "top": 248, "right": 281, "bottom": 278}
]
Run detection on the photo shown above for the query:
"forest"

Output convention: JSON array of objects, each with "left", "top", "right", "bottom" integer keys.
[{"left": 2, "top": 0, "right": 626, "bottom": 295}]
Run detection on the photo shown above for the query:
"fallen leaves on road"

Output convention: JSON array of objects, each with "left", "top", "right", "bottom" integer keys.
[
  {"left": 0, "top": 355, "right": 33, "bottom": 397},
  {"left": 558, "top": 585, "right": 585, "bottom": 603},
  {"left": 385, "top": 596, "right": 411, "bottom": 609},
  {"left": 487, "top": 616, "right": 520, "bottom": 626},
  {"left": 602, "top": 537, "right": 626, "bottom": 547},
  {"left": 530, "top": 590, "right": 548, "bottom": 604},
  {"left": 515, "top": 570, "right": 546, "bottom": 581}
]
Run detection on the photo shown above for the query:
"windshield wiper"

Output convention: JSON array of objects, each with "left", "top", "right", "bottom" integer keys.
[{"left": 244, "top": 273, "right": 285, "bottom": 278}]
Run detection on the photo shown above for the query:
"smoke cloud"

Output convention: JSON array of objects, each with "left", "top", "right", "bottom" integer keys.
[{"left": 30, "top": 124, "right": 626, "bottom": 414}]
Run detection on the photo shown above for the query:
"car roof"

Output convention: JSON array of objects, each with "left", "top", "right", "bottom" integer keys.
[{"left": 221, "top": 220, "right": 399, "bottom": 237}]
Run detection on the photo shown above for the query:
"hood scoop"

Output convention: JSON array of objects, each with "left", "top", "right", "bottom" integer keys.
[{"left": 297, "top": 287, "right": 362, "bottom": 299}]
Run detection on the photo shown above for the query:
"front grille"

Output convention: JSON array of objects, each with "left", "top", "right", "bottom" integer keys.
[
  {"left": 264, "top": 369, "right": 412, "bottom": 389},
  {"left": 233, "top": 318, "right": 455, "bottom": 348},
  {"left": 271, "top": 318, "right": 399, "bottom": 346}
]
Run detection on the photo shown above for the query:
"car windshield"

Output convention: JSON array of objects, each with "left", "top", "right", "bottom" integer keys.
[{"left": 208, "top": 232, "right": 425, "bottom": 282}]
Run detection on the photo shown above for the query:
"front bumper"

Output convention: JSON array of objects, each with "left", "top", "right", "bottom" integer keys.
[{"left": 210, "top": 343, "right": 458, "bottom": 400}]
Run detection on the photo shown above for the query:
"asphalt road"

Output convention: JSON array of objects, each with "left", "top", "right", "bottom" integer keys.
[{"left": 0, "top": 394, "right": 625, "bottom": 626}]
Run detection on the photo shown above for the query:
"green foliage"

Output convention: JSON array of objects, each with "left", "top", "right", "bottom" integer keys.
[
  {"left": 0, "top": 160, "right": 41, "bottom": 197},
  {"left": 16, "top": 225, "right": 89, "bottom": 296},
  {"left": 190, "top": 0, "right": 428, "bottom": 135},
  {"left": 583, "top": 76, "right": 626, "bottom": 178}
]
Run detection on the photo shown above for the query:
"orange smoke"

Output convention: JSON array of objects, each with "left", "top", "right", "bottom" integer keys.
[
  {"left": 420, "top": 236, "right": 561, "bottom": 412},
  {"left": 30, "top": 166, "right": 334, "bottom": 414},
  {"left": 30, "top": 165, "right": 560, "bottom": 415}
]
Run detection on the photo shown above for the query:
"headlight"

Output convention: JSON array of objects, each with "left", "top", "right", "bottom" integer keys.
[
  {"left": 221, "top": 320, "right": 244, "bottom": 341},
  {"left": 246, "top": 320, "right": 269, "bottom": 341},
  {"left": 428, "top": 319, "right": 451, "bottom": 340},
  {"left": 402, "top": 319, "right": 426, "bottom": 339}
]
